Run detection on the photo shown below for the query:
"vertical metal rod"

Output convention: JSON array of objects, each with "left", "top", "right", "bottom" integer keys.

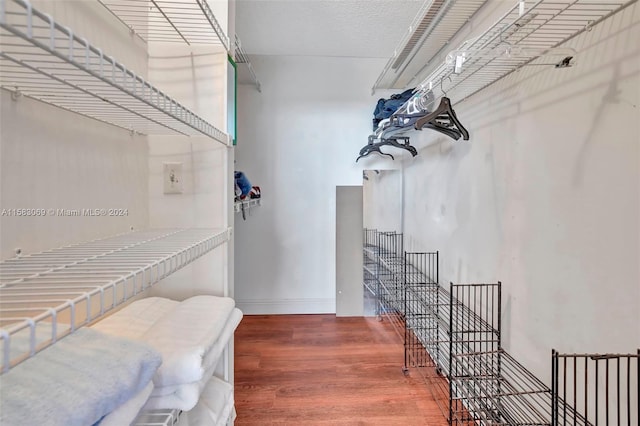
[
  {"left": 596, "top": 360, "right": 599, "bottom": 425},
  {"left": 496, "top": 282, "right": 503, "bottom": 420},
  {"left": 606, "top": 358, "right": 609, "bottom": 426},
  {"left": 616, "top": 357, "right": 620, "bottom": 426},
  {"left": 574, "top": 356, "right": 577, "bottom": 425},
  {"left": 449, "top": 282, "right": 454, "bottom": 424},
  {"left": 635, "top": 350, "right": 639, "bottom": 426},
  {"left": 563, "top": 356, "right": 568, "bottom": 424},
  {"left": 497, "top": 282, "right": 502, "bottom": 348},
  {"left": 403, "top": 251, "right": 408, "bottom": 370},
  {"left": 627, "top": 356, "right": 631, "bottom": 426},
  {"left": 586, "top": 358, "right": 589, "bottom": 425},
  {"left": 552, "top": 350, "right": 557, "bottom": 426},
  {"left": 473, "top": 285, "right": 478, "bottom": 413},
  {"left": 435, "top": 257, "right": 440, "bottom": 366}
]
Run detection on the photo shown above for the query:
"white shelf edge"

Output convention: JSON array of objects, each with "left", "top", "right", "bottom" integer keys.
[
  {"left": 0, "top": 228, "right": 229, "bottom": 373},
  {"left": 0, "top": 0, "right": 229, "bottom": 144},
  {"left": 234, "top": 198, "right": 261, "bottom": 214}
]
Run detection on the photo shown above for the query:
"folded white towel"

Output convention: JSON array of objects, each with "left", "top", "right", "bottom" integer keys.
[
  {"left": 142, "top": 363, "right": 216, "bottom": 411},
  {"left": 141, "top": 295, "right": 236, "bottom": 387},
  {"left": 92, "top": 297, "right": 180, "bottom": 340},
  {"left": 176, "top": 376, "right": 234, "bottom": 426},
  {"left": 0, "top": 328, "right": 161, "bottom": 426},
  {"left": 98, "top": 381, "right": 154, "bottom": 426},
  {"left": 144, "top": 308, "right": 243, "bottom": 410},
  {"left": 152, "top": 307, "right": 244, "bottom": 398}
]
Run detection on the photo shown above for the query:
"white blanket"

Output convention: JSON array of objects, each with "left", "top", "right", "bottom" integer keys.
[
  {"left": 0, "top": 328, "right": 161, "bottom": 426},
  {"left": 140, "top": 295, "right": 236, "bottom": 387},
  {"left": 98, "top": 381, "right": 154, "bottom": 426}
]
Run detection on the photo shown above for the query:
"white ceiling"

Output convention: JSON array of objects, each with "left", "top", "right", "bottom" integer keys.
[{"left": 235, "top": 0, "right": 424, "bottom": 59}]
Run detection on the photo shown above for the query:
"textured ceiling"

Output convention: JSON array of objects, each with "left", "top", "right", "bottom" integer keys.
[{"left": 235, "top": 0, "right": 424, "bottom": 58}]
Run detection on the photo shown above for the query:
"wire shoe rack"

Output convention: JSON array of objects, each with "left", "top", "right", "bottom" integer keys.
[{"left": 362, "top": 228, "right": 638, "bottom": 425}]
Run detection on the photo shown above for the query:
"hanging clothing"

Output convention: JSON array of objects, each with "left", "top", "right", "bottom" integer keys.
[{"left": 372, "top": 88, "right": 415, "bottom": 130}]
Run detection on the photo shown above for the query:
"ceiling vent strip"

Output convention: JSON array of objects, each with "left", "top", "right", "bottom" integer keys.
[
  {"left": 373, "top": 0, "right": 488, "bottom": 92},
  {"left": 391, "top": 0, "right": 446, "bottom": 70}
]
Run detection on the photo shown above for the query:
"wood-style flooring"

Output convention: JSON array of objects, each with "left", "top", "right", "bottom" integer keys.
[{"left": 234, "top": 314, "right": 448, "bottom": 425}]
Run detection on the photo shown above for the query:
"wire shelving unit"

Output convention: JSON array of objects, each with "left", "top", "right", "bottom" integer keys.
[
  {"left": 98, "top": 0, "right": 229, "bottom": 50},
  {"left": 133, "top": 409, "right": 182, "bottom": 426},
  {"left": 411, "top": 0, "right": 636, "bottom": 109},
  {"left": 0, "top": 0, "right": 230, "bottom": 144},
  {"left": 235, "top": 34, "right": 261, "bottom": 92},
  {"left": 0, "top": 228, "right": 230, "bottom": 373}
]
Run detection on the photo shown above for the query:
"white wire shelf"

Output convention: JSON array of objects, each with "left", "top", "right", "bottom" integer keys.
[
  {"left": 234, "top": 34, "right": 261, "bottom": 92},
  {"left": 411, "top": 0, "right": 636, "bottom": 110},
  {"left": 234, "top": 198, "right": 260, "bottom": 214},
  {"left": 0, "top": 227, "right": 230, "bottom": 373},
  {"left": 98, "top": 0, "right": 229, "bottom": 50},
  {"left": 133, "top": 409, "right": 182, "bottom": 426},
  {"left": 373, "top": 0, "right": 488, "bottom": 92},
  {"left": 0, "top": 0, "right": 229, "bottom": 144}
]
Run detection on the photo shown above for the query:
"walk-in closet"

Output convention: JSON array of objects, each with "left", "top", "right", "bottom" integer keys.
[{"left": 1, "top": 0, "right": 639, "bottom": 425}]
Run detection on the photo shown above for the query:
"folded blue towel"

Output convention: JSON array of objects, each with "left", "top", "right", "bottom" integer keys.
[{"left": 0, "top": 328, "right": 162, "bottom": 426}]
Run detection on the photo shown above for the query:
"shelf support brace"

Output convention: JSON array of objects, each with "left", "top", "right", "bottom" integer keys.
[{"left": 10, "top": 87, "right": 22, "bottom": 101}]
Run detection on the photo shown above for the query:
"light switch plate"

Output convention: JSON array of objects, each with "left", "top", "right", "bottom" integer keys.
[{"left": 163, "top": 162, "right": 183, "bottom": 194}]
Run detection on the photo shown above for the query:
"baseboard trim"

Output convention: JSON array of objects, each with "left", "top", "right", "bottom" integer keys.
[{"left": 236, "top": 298, "right": 336, "bottom": 315}]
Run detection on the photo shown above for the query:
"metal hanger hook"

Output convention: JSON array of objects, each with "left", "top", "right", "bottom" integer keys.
[{"left": 440, "top": 76, "right": 452, "bottom": 97}]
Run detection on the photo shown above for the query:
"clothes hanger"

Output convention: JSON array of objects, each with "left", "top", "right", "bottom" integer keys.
[
  {"left": 376, "top": 137, "right": 418, "bottom": 157},
  {"left": 421, "top": 123, "right": 463, "bottom": 140},
  {"left": 356, "top": 137, "right": 418, "bottom": 162},
  {"left": 413, "top": 96, "right": 469, "bottom": 140},
  {"left": 412, "top": 77, "right": 469, "bottom": 140},
  {"left": 356, "top": 144, "right": 395, "bottom": 162}
]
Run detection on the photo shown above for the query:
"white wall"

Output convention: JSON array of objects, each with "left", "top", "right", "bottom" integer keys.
[
  {"left": 367, "top": 1, "right": 640, "bottom": 384},
  {"left": 0, "top": 0, "right": 149, "bottom": 260},
  {"left": 234, "top": 55, "right": 387, "bottom": 314},
  {"left": 146, "top": 43, "right": 231, "bottom": 301},
  {"left": 362, "top": 169, "right": 403, "bottom": 232}
]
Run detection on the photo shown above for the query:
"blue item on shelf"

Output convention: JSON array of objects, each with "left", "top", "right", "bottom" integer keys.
[{"left": 234, "top": 171, "right": 252, "bottom": 199}]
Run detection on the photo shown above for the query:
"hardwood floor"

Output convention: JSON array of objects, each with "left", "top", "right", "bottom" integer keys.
[{"left": 234, "top": 314, "right": 449, "bottom": 425}]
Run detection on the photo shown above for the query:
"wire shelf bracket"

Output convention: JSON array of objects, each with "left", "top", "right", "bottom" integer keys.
[{"left": 0, "top": 0, "right": 231, "bottom": 145}]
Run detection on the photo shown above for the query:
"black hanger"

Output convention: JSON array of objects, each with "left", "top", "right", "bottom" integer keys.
[
  {"left": 356, "top": 144, "right": 394, "bottom": 162},
  {"left": 421, "top": 123, "right": 463, "bottom": 140},
  {"left": 377, "top": 137, "right": 418, "bottom": 157},
  {"left": 356, "top": 137, "right": 418, "bottom": 162},
  {"left": 414, "top": 97, "right": 469, "bottom": 140}
]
